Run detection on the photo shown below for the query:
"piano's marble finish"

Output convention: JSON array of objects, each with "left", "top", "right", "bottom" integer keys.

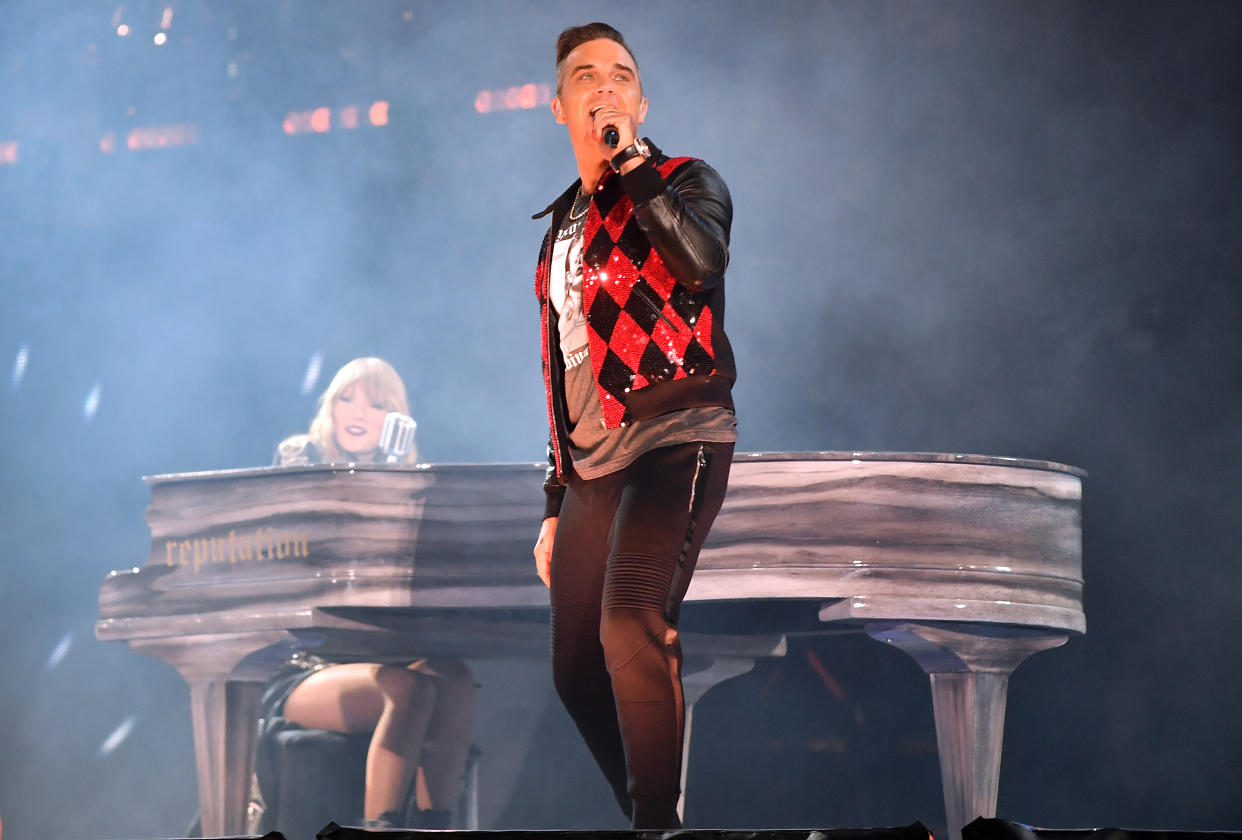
[{"left": 98, "top": 452, "right": 1085, "bottom": 840}]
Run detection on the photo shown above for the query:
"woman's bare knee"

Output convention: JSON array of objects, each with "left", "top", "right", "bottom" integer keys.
[
  {"left": 423, "top": 658, "right": 474, "bottom": 690},
  {"left": 283, "top": 662, "right": 386, "bottom": 732},
  {"left": 375, "top": 663, "right": 433, "bottom": 710}
]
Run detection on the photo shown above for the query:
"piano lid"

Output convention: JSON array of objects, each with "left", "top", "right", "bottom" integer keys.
[
  {"left": 141, "top": 450, "right": 1086, "bottom": 485},
  {"left": 100, "top": 452, "right": 1084, "bottom": 643}
]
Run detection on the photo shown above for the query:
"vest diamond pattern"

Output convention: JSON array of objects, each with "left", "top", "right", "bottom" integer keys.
[{"left": 577, "top": 157, "right": 718, "bottom": 428}]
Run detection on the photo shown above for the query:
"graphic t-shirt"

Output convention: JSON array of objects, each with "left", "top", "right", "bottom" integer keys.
[{"left": 549, "top": 207, "right": 590, "bottom": 385}]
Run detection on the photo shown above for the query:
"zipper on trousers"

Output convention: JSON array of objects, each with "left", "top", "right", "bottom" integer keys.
[{"left": 666, "top": 444, "right": 712, "bottom": 622}]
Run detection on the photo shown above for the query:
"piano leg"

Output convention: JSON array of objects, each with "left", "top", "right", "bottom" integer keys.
[
  {"left": 866, "top": 622, "right": 1069, "bottom": 840},
  {"left": 677, "top": 655, "right": 760, "bottom": 822},
  {"left": 186, "top": 678, "right": 263, "bottom": 836},
  {"left": 131, "top": 632, "right": 289, "bottom": 837}
]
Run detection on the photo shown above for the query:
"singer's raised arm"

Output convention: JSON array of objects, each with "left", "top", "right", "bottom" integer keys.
[{"left": 621, "top": 153, "right": 733, "bottom": 293}]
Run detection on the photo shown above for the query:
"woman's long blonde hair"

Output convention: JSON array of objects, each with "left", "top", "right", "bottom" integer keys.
[{"left": 279, "top": 357, "right": 417, "bottom": 464}]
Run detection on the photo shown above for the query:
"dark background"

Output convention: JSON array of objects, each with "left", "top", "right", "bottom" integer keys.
[{"left": 1, "top": 1, "right": 1239, "bottom": 838}]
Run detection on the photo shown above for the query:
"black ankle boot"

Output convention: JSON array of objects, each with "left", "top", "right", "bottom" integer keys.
[
  {"left": 413, "top": 808, "right": 453, "bottom": 829},
  {"left": 361, "top": 809, "right": 405, "bottom": 829}
]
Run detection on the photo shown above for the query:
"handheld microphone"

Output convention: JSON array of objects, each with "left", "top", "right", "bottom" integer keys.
[
  {"left": 590, "top": 107, "right": 621, "bottom": 149},
  {"left": 379, "top": 412, "right": 417, "bottom": 463}
]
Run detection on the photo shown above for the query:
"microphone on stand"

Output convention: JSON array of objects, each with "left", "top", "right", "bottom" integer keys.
[{"left": 379, "top": 412, "right": 417, "bottom": 463}]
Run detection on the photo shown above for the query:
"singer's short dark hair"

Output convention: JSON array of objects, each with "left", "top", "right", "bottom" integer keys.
[{"left": 555, "top": 22, "right": 640, "bottom": 95}]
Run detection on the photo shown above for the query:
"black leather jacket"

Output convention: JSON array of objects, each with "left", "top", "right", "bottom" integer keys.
[{"left": 534, "top": 140, "right": 736, "bottom": 517}]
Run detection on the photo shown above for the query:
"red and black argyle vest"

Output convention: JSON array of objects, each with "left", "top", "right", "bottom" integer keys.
[{"left": 537, "top": 157, "right": 722, "bottom": 433}]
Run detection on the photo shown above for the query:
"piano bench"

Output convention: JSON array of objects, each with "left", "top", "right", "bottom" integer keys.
[{"left": 252, "top": 721, "right": 480, "bottom": 834}]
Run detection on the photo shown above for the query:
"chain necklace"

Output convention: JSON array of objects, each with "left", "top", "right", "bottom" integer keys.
[{"left": 567, "top": 187, "right": 591, "bottom": 220}]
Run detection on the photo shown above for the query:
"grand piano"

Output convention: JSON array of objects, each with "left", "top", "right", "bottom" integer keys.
[{"left": 95, "top": 452, "right": 1085, "bottom": 840}]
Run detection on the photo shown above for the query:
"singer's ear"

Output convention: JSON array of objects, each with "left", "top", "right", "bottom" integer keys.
[
  {"left": 551, "top": 96, "right": 567, "bottom": 125},
  {"left": 638, "top": 96, "right": 648, "bottom": 124}
]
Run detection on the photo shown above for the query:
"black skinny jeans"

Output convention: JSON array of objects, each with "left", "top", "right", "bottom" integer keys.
[{"left": 549, "top": 440, "right": 734, "bottom": 829}]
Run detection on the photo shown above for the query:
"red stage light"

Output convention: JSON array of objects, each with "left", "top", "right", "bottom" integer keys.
[
  {"left": 0, "top": 141, "right": 17, "bottom": 166},
  {"left": 125, "top": 123, "right": 198, "bottom": 150},
  {"left": 473, "top": 83, "right": 552, "bottom": 114},
  {"left": 310, "top": 107, "right": 331, "bottom": 133},
  {"left": 518, "top": 83, "right": 538, "bottom": 109},
  {"left": 283, "top": 103, "right": 390, "bottom": 135}
]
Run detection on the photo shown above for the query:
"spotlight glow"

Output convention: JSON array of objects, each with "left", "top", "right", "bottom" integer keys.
[
  {"left": 117, "top": 23, "right": 130, "bottom": 36},
  {"left": 301, "top": 352, "right": 324, "bottom": 396},
  {"left": 45, "top": 632, "right": 74, "bottom": 671},
  {"left": 474, "top": 83, "right": 552, "bottom": 114},
  {"left": 11, "top": 343, "right": 28, "bottom": 389},
  {"left": 284, "top": 103, "right": 391, "bottom": 135},
  {"left": 126, "top": 122, "right": 198, "bottom": 150},
  {"left": 153, "top": 31, "right": 167, "bottom": 46},
  {"left": 83, "top": 383, "right": 102, "bottom": 421},
  {"left": 98, "top": 716, "right": 137, "bottom": 758}
]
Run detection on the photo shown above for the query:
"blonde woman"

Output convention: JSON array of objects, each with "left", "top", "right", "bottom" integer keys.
[
  {"left": 265, "top": 358, "right": 473, "bottom": 829},
  {"left": 276, "top": 356, "right": 418, "bottom": 465}
]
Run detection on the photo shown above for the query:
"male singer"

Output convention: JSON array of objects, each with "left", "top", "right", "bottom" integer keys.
[{"left": 530, "top": 22, "right": 738, "bottom": 829}]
